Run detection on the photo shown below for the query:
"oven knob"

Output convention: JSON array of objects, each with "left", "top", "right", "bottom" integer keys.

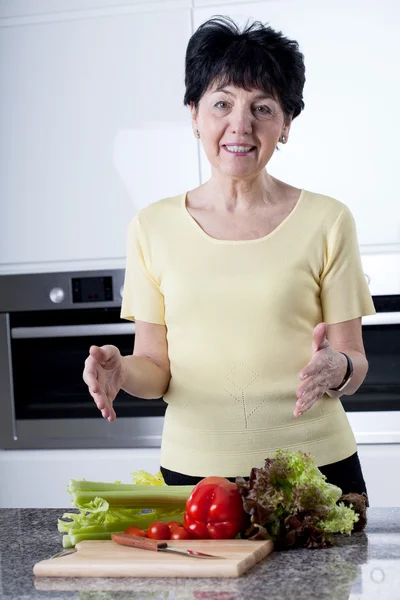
[
  {"left": 120, "top": 285, "right": 124, "bottom": 299},
  {"left": 50, "top": 287, "right": 65, "bottom": 304}
]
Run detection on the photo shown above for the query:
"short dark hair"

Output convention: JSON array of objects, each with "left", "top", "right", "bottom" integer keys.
[{"left": 184, "top": 16, "right": 306, "bottom": 120}]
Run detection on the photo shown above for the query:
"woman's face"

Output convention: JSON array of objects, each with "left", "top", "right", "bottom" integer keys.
[{"left": 191, "top": 84, "right": 292, "bottom": 180}]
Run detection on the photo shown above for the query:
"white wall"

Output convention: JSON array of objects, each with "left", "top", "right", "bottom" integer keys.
[
  {"left": 195, "top": 0, "right": 400, "bottom": 252},
  {"left": 1, "top": 0, "right": 400, "bottom": 276}
]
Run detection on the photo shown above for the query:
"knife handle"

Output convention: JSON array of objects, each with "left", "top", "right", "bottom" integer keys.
[{"left": 111, "top": 533, "right": 168, "bottom": 551}]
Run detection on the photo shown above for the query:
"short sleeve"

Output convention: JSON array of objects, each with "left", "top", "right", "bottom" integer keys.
[
  {"left": 120, "top": 215, "right": 165, "bottom": 325},
  {"left": 320, "top": 206, "right": 376, "bottom": 324}
]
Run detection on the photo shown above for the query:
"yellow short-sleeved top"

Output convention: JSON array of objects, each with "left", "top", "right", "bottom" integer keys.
[{"left": 121, "top": 189, "right": 376, "bottom": 476}]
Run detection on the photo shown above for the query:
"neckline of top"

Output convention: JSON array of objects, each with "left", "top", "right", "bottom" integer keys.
[{"left": 181, "top": 188, "right": 306, "bottom": 245}]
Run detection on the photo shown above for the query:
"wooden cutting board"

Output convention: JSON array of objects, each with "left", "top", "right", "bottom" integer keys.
[{"left": 34, "top": 538, "right": 273, "bottom": 578}]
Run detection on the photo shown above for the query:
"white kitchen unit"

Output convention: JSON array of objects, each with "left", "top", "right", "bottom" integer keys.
[
  {"left": 360, "top": 253, "right": 400, "bottom": 297},
  {"left": 357, "top": 444, "right": 400, "bottom": 508},
  {"left": 1, "top": 0, "right": 400, "bottom": 275},
  {"left": 195, "top": 0, "right": 400, "bottom": 252},
  {"left": 1, "top": 441, "right": 399, "bottom": 508},
  {"left": 0, "top": 0, "right": 192, "bottom": 17},
  {"left": 0, "top": 447, "right": 161, "bottom": 508},
  {"left": 0, "top": 1, "right": 199, "bottom": 275}
]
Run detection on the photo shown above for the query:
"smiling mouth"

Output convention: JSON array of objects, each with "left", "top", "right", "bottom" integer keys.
[{"left": 223, "top": 145, "right": 256, "bottom": 155}]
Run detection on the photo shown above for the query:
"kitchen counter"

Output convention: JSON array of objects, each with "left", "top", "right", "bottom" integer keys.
[{"left": 0, "top": 508, "right": 399, "bottom": 600}]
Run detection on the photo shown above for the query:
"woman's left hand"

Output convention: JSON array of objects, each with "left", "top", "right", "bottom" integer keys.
[{"left": 294, "top": 322, "right": 348, "bottom": 418}]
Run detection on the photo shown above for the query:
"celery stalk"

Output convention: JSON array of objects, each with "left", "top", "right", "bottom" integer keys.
[
  {"left": 64, "top": 509, "right": 185, "bottom": 546},
  {"left": 68, "top": 480, "right": 194, "bottom": 509},
  {"left": 57, "top": 474, "right": 194, "bottom": 548},
  {"left": 72, "top": 492, "right": 188, "bottom": 509},
  {"left": 59, "top": 509, "right": 186, "bottom": 547},
  {"left": 62, "top": 535, "right": 72, "bottom": 548}
]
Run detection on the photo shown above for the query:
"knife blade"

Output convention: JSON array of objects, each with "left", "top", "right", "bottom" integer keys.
[
  {"left": 111, "top": 533, "right": 223, "bottom": 559},
  {"left": 50, "top": 548, "right": 77, "bottom": 559}
]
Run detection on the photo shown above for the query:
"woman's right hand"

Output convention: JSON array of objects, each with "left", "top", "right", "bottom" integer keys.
[{"left": 83, "top": 345, "right": 124, "bottom": 422}]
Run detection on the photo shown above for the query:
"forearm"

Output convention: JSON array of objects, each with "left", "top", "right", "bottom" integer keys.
[
  {"left": 327, "top": 351, "right": 368, "bottom": 398},
  {"left": 121, "top": 354, "right": 171, "bottom": 399}
]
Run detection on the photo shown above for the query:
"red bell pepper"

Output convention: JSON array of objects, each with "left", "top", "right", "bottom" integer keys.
[{"left": 183, "top": 476, "right": 247, "bottom": 539}]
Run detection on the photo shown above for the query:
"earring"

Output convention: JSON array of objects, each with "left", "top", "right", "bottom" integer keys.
[
  {"left": 279, "top": 134, "right": 286, "bottom": 144},
  {"left": 195, "top": 129, "right": 200, "bottom": 139}
]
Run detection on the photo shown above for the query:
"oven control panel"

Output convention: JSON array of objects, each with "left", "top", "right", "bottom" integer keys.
[{"left": 71, "top": 276, "right": 113, "bottom": 303}]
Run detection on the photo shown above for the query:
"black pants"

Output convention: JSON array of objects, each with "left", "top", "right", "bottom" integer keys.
[{"left": 160, "top": 452, "right": 368, "bottom": 498}]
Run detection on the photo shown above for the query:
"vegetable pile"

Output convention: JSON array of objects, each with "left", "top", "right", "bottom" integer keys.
[
  {"left": 236, "top": 450, "right": 367, "bottom": 549},
  {"left": 58, "top": 451, "right": 368, "bottom": 551},
  {"left": 58, "top": 470, "right": 194, "bottom": 548}
]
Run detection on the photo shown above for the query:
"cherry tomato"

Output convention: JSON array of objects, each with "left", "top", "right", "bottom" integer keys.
[
  {"left": 147, "top": 522, "right": 171, "bottom": 540},
  {"left": 170, "top": 526, "right": 192, "bottom": 540},
  {"left": 124, "top": 525, "right": 147, "bottom": 537},
  {"left": 167, "top": 521, "right": 183, "bottom": 533}
]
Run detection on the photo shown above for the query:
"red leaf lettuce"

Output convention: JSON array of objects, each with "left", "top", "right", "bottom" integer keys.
[{"left": 236, "top": 450, "right": 366, "bottom": 550}]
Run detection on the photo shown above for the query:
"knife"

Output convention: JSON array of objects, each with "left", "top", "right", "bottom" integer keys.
[
  {"left": 111, "top": 533, "right": 223, "bottom": 559},
  {"left": 50, "top": 548, "right": 77, "bottom": 559}
]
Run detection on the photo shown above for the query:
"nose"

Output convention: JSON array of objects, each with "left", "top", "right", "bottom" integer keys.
[{"left": 229, "top": 106, "right": 253, "bottom": 136}]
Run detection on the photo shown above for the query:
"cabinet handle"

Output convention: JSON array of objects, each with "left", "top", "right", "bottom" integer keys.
[
  {"left": 362, "top": 312, "right": 400, "bottom": 326},
  {"left": 11, "top": 323, "right": 136, "bottom": 339}
]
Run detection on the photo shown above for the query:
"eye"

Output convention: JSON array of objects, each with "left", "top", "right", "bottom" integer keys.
[
  {"left": 214, "top": 101, "right": 229, "bottom": 109},
  {"left": 254, "top": 105, "right": 272, "bottom": 115}
]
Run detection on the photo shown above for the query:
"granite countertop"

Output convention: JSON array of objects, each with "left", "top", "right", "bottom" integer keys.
[{"left": 0, "top": 508, "right": 399, "bottom": 600}]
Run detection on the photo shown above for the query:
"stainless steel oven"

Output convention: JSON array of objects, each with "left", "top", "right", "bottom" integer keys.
[
  {"left": 342, "top": 295, "right": 400, "bottom": 412},
  {"left": 345, "top": 294, "right": 400, "bottom": 444},
  {"left": 1, "top": 270, "right": 399, "bottom": 449},
  {"left": 0, "top": 270, "right": 165, "bottom": 449}
]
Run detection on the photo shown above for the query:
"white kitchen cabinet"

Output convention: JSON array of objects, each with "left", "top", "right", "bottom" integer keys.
[
  {"left": 0, "top": 0, "right": 192, "bottom": 19},
  {"left": 2, "top": 0, "right": 399, "bottom": 276},
  {"left": 0, "top": 4, "right": 199, "bottom": 274},
  {"left": 357, "top": 445, "right": 400, "bottom": 508},
  {"left": 360, "top": 253, "right": 400, "bottom": 297},
  {"left": 1, "top": 444, "right": 399, "bottom": 508},
  {"left": 194, "top": 0, "right": 400, "bottom": 251},
  {"left": 193, "top": 0, "right": 237, "bottom": 5},
  {"left": 0, "top": 448, "right": 161, "bottom": 508}
]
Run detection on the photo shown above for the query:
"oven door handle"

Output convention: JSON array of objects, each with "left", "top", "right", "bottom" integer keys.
[
  {"left": 11, "top": 323, "right": 136, "bottom": 339},
  {"left": 362, "top": 312, "right": 400, "bottom": 326}
]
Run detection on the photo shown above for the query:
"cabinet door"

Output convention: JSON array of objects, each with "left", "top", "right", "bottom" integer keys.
[
  {"left": 0, "top": 448, "right": 161, "bottom": 508},
  {"left": 194, "top": 0, "right": 400, "bottom": 250},
  {"left": 0, "top": 5, "right": 198, "bottom": 273},
  {"left": 357, "top": 444, "right": 400, "bottom": 508}
]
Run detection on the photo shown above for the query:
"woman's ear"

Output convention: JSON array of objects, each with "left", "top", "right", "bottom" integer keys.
[{"left": 282, "top": 115, "right": 293, "bottom": 142}]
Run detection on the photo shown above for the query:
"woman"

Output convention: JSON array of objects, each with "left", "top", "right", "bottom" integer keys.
[{"left": 83, "top": 17, "right": 375, "bottom": 496}]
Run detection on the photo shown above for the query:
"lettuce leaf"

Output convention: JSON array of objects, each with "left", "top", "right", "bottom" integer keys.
[{"left": 236, "top": 450, "right": 362, "bottom": 550}]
